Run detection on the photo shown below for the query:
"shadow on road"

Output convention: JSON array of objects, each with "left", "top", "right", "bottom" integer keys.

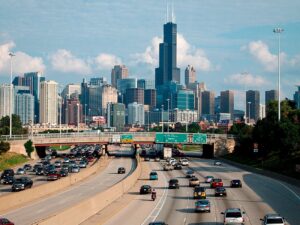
[
  {"left": 176, "top": 208, "right": 196, "bottom": 214},
  {"left": 188, "top": 223, "right": 223, "bottom": 225}
]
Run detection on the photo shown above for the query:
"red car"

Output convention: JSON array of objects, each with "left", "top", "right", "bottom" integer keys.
[
  {"left": 87, "top": 156, "right": 94, "bottom": 162},
  {"left": 47, "top": 171, "right": 61, "bottom": 181},
  {"left": 210, "top": 178, "right": 223, "bottom": 188},
  {"left": 0, "top": 218, "right": 14, "bottom": 225}
]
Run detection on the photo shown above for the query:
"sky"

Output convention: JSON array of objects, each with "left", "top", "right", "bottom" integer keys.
[{"left": 0, "top": 0, "right": 300, "bottom": 110}]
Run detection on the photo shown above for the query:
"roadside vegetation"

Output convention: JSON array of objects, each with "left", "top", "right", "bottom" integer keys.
[
  {"left": 50, "top": 145, "right": 71, "bottom": 151},
  {"left": 226, "top": 100, "right": 300, "bottom": 179},
  {"left": 0, "top": 152, "right": 29, "bottom": 171},
  {"left": 0, "top": 114, "right": 28, "bottom": 135},
  {"left": 181, "top": 145, "right": 202, "bottom": 151}
]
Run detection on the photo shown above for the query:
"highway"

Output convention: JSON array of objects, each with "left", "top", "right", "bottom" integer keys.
[
  {"left": 3, "top": 157, "right": 135, "bottom": 225},
  {"left": 104, "top": 158, "right": 300, "bottom": 225}
]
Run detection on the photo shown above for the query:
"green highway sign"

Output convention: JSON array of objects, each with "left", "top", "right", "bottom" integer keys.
[
  {"left": 155, "top": 133, "right": 188, "bottom": 143},
  {"left": 192, "top": 133, "right": 207, "bottom": 144},
  {"left": 121, "top": 134, "right": 133, "bottom": 143}
]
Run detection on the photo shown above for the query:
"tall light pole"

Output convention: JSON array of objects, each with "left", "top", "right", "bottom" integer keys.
[
  {"left": 77, "top": 103, "right": 80, "bottom": 133},
  {"left": 248, "top": 101, "right": 251, "bottom": 124},
  {"left": 161, "top": 104, "right": 164, "bottom": 132},
  {"left": 84, "top": 104, "right": 87, "bottom": 126},
  {"left": 273, "top": 28, "right": 284, "bottom": 122},
  {"left": 241, "top": 72, "right": 248, "bottom": 122},
  {"left": 167, "top": 99, "right": 170, "bottom": 132},
  {"left": 186, "top": 91, "right": 188, "bottom": 132},
  {"left": 9, "top": 52, "right": 15, "bottom": 138}
]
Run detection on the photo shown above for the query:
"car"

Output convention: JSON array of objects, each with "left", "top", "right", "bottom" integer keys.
[
  {"left": 260, "top": 214, "right": 285, "bottom": 225},
  {"left": 154, "top": 157, "right": 160, "bottom": 162},
  {"left": 33, "top": 164, "right": 42, "bottom": 172},
  {"left": 195, "top": 199, "right": 211, "bottom": 213},
  {"left": 205, "top": 176, "right": 214, "bottom": 183},
  {"left": 59, "top": 169, "right": 69, "bottom": 177},
  {"left": 149, "top": 222, "right": 168, "bottom": 225},
  {"left": 2, "top": 176, "right": 14, "bottom": 185},
  {"left": 189, "top": 177, "right": 200, "bottom": 187},
  {"left": 149, "top": 171, "right": 158, "bottom": 180},
  {"left": 47, "top": 171, "right": 61, "bottom": 181},
  {"left": 118, "top": 167, "right": 126, "bottom": 174},
  {"left": 35, "top": 167, "right": 44, "bottom": 175},
  {"left": 215, "top": 187, "right": 227, "bottom": 196},
  {"left": 174, "top": 163, "right": 182, "bottom": 170},
  {"left": 0, "top": 217, "right": 14, "bottom": 225},
  {"left": 144, "top": 157, "right": 150, "bottom": 161},
  {"left": 16, "top": 168, "right": 26, "bottom": 175},
  {"left": 23, "top": 164, "right": 32, "bottom": 171},
  {"left": 1, "top": 169, "right": 14, "bottom": 179},
  {"left": 163, "top": 164, "right": 173, "bottom": 171},
  {"left": 210, "top": 178, "right": 223, "bottom": 188},
  {"left": 78, "top": 161, "right": 87, "bottom": 168},
  {"left": 222, "top": 208, "right": 245, "bottom": 225},
  {"left": 140, "top": 185, "right": 152, "bottom": 194},
  {"left": 87, "top": 156, "right": 94, "bottom": 162},
  {"left": 63, "top": 157, "right": 70, "bottom": 163},
  {"left": 193, "top": 186, "right": 206, "bottom": 199},
  {"left": 54, "top": 160, "right": 62, "bottom": 168},
  {"left": 12, "top": 177, "right": 33, "bottom": 191},
  {"left": 71, "top": 165, "right": 80, "bottom": 173},
  {"left": 230, "top": 179, "right": 242, "bottom": 188},
  {"left": 186, "top": 170, "right": 195, "bottom": 178},
  {"left": 169, "top": 179, "right": 179, "bottom": 189},
  {"left": 214, "top": 161, "right": 222, "bottom": 166},
  {"left": 180, "top": 159, "right": 189, "bottom": 166}
]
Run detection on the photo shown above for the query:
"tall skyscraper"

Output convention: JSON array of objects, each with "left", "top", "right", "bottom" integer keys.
[
  {"left": 0, "top": 84, "right": 14, "bottom": 119},
  {"left": 128, "top": 102, "right": 145, "bottom": 125},
  {"left": 39, "top": 80, "right": 58, "bottom": 125},
  {"left": 174, "top": 89, "right": 194, "bottom": 110},
  {"left": 185, "top": 65, "right": 196, "bottom": 86},
  {"left": 14, "top": 86, "right": 34, "bottom": 125},
  {"left": 107, "top": 103, "right": 125, "bottom": 131},
  {"left": 62, "top": 84, "right": 81, "bottom": 100},
  {"left": 144, "top": 89, "right": 156, "bottom": 110},
  {"left": 125, "top": 88, "right": 144, "bottom": 106},
  {"left": 246, "top": 90, "right": 260, "bottom": 121},
  {"left": 24, "top": 72, "right": 45, "bottom": 123},
  {"left": 12, "top": 76, "right": 25, "bottom": 86},
  {"left": 187, "top": 82, "right": 206, "bottom": 117},
  {"left": 111, "top": 65, "right": 128, "bottom": 88},
  {"left": 117, "top": 78, "right": 137, "bottom": 94},
  {"left": 201, "top": 91, "right": 215, "bottom": 115},
  {"left": 137, "top": 79, "right": 155, "bottom": 90},
  {"left": 65, "top": 97, "right": 82, "bottom": 125},
  {"left": 90, "top": 77, "right": 107, "bottom": 86},
  {"left": 100, "top": 84, "right": 118, "bottom": 116},
  {"left": 220, "top": 90, "right": 234, "bottom": 118},
  {"left": 294, "top": 86, "right": 300, "bottom": 109},
  {"left": 265, "top": 89, "right": 278, "bottom": 113}
]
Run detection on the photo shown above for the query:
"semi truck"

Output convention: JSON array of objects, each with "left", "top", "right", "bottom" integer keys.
[{"left": 163, "top": 147, "right": 172, "bottom": 159}]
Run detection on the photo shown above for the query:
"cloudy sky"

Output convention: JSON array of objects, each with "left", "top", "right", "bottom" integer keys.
[{"left": 0, "top": 0, "right": 300, "bottom": 110}]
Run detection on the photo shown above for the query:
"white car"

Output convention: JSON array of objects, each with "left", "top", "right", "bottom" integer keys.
[
  {"left": 205, "top": 176, "right": 214, "bottom": 183},
  {"left": 181, "top": 159, "right": 189, "bottom": 166},
  {"left": 222, "top": 208, "right": 245, "bottom": 225},
  {"left": 214, "top": 161, "right": 222, "bottom": 166},
  {"left": 170, "top": 160, "right": 177, "bottom": 166},
  {"left": 261, "top": 214, "right": 285, "bottom": 225}
]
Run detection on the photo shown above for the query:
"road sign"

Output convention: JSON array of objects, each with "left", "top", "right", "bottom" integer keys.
[
  {"left": 121, "top": 134, "right": 133, "bottom": 143},
  {"left": 192, "top": 133, "right": 207, "bottom": 144},
  {"left": 155, "top": 133, "right": 187, "bottom": 143},
  {"left": 112, "top": 134, "right": 120, "bottom": 143}
]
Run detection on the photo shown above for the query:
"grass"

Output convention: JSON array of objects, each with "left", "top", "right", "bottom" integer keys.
[
  {"left": 0, "top": 152, "right": 29, "bottom": 171},
  {"left": 182, "top": 145, "right": 203, "bottom": 152},
  {"left": 50, "top": 145, "right": 71, "bottom": 151}
]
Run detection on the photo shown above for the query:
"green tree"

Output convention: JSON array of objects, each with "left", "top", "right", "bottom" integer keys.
[
  {"left": 0, "top": 114, "right": 27, "bottom": 135},
  {"left": 24, "top": 140, "right": 34, "bottom": 158},
  {"left": 0, "top": 141, "right": 10, "bottom": 154},
  {"left": 188, "top": 123, "right": 201, "bottom": 133}
]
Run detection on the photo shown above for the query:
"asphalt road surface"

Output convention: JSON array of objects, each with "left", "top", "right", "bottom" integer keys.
[
  {"left": 3, "top": 157, "right": 135, "bottom": 225},
  {"left": 105, "top": 158, "right": 300, "bottom": 225}
]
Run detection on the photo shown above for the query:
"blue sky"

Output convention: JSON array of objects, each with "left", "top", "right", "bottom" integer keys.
[{"left": 0, "top": 0, "right": 300, "bottom": 110}]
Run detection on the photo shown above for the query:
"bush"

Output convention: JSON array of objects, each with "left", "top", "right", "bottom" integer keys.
[
  {"left": 24, "top": 140, "right": 34, "bottom": 158},
  {"left": 0, "top": 141, "right": 10, "bottom": 154}
]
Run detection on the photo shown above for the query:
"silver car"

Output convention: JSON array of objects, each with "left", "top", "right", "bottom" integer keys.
[
  {"left": 16, "top": 168, "right": 26, "bottom": 175},
  {"left": 71, "top": 165, "right": 80, "bottom": 173},
  {"left": 261, "top": 214, "right": 285, "bottom": 225}
]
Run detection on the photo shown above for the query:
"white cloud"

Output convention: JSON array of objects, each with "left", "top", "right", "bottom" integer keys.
[
  {"left": 94, "top": 53, "right": 122, "bottom": 70},
  {"left": 50, "top": 49, "right": 91, "bottom": 74},
  {"left": 133, "top": 33, "right": 212, "bottom": 71},
  {"left": 225, "top": 73, "right": 268, "bottom": 87},
  {"left": 0, "top": 41, "right": 45, "bottom": 75}
]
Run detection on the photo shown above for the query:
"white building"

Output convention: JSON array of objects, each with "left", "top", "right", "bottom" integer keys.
[
  {"left": 39, "top": 80, "right": 58, "bottom": 125},
  {"left": 259, "top": 104, "right": 266, "bottom": 120},
  {"left": 0, "top": 84, "right": 14, "bottom": 119},
  {"left": 128, "top": 102, "right": 144, "bottom": 125},
  {"left": 171, "top": 109, "right": 198, "bottom": 124},
  {"left": 61, "top": 83, "right": 81, "bottom": 99}
]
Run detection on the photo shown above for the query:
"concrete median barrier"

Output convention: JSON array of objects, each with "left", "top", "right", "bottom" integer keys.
[
  {"left": 34, "top": 157, "right": 142, "bottom": 225},
  {"left": 0, "top": 157, "right": 110, "bottom": 214}
]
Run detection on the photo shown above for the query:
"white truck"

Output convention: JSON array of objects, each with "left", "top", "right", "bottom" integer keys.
[{"left": 163, "top": 147, "right": 172, "bottom": 159}]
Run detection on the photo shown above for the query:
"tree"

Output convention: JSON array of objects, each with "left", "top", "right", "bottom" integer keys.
[
  {"left": 0, "top": 114, "right": 27, "bottom": 135},
  {"left": 0, "top": 141, "right": 10, "bottom": 154},
  {"left": 24, "top": 140, "right": 34, "bottom": 158}
]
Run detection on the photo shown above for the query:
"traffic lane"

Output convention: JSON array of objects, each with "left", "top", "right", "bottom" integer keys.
[
  {"left": 104, "top": 161, "right": 167, "bottom": 225},
  {"left": 3, "top": 158, "right": 133, "bottom": 225},
  {"left": 188, "top": 158, "right": 299, "bottom": 225}
]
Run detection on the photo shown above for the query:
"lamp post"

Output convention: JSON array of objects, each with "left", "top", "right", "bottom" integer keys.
[
  {"left": 248, "top": 102, "right": 251, "bottom": 124},
  {"left": 167, "top": 99, "right": 170, "bottom": 132},
  {"left": 9, "top": 52, "right": 15, "bottom": 138},
  {"left": 84, "top": 104, "right": 87, "bottom": 126},
  {"left": 186, "top": 91, "right": 188, "bottom": 132},
  {"left": 161, "top": 104, "right": 164, "bottom": 132},
  {"left": 273, "top": 28, "right": 284, "bottom": 122},
  {"left": 77, "top": 103, "right": 80, "bottom": 133}
]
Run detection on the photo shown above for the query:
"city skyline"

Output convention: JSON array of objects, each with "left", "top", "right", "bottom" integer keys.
[{"left": 0, "top": 1, "right": 300, "bottom": 110}]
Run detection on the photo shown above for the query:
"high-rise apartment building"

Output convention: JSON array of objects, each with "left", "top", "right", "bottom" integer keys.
[
  {"left": 107, "top": 103, "right": 125, "bottom": 131},
  {"left": 137, "top": 79, "right": 155, "bottom": 90},
  {"left": 185, "top": 65, "right": 196, "bottom": 86},
  {"left": 265, "top": 90, "right": 278, "bottom": 113},
  {"left": 246, "top": 90, "right": 260, "bottom": 121},
  {"left": 65, "top": 97, "right": 82, "bottom": 125},
  {"left": 125, "top": 88, "right": 144, "bottom": 106},
  {"left": 39, "top": 80, "right": 58, "bottom": 125},
  {"left": 0, "top": 84, "right": 14, "bottom": 119},
  {"left": 111, "top": 65, "right": 128, "bottom": 88},
  {"left": 144, "top": 89, "right": 156, "bottom": 110},
  {"left": 202, "top": 91, "right": 215, "bottom": 115},
  {"left": 128, "top": 102, "right": 145, "bottom": 125},
  {"left": 100, "top": 84, "right": 118, "bottom": 116},
  {"left": 220, "top": 90, "right": 234, "bottom": 118},
  {"left": 14, "top": 86, "right": 34, "bottom": 125},
  {"left": 294, "top": 86, "right": 300, "bottom": 109}
]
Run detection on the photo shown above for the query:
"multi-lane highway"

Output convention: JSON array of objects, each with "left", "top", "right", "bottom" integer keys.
[
  {"left": 104, "top": 158, "right": 300, "bottom": 225},
  {"left": 3, "top": 157, "right": 135, "bottom": 225}
]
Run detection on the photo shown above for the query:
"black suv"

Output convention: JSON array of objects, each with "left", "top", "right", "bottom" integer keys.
[
  {"left": 2, "top": 176, "right": 15, "bottom": 185},
  {"left": 169, "top": 179, "right": 179, "bottom": 189},
  {"left": 1, "top": 169, "right": 14, "bottom": 179},
  {"left": 12, "top": 177, "right": 33, "bottom": 191},
  {"left": 230, "top": 179, "right": 242, "bottom": 188},
  {"left": 118, "top": 167, "right": 126, "bottom": 174}
]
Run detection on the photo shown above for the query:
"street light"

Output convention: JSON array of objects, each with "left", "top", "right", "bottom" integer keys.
[
  {"left": 273, "top": 28, "right": 284, "bottom": 121},
  {"left": 186, "top": 92, "right": 188, "bottom": 132},
  {"left": 167, "top": 99, "right": 170, "bottom": 132},
  {"left": 84, "top": 104, "right": 87, "bottom": 126},
  {"left": 9, "top": 52, "right": 15, "bottom": 138},
  {"left": 161, "top": 104, "right": 164, "bottom": 132},
  {"left": 248, "top": 102, "right": 251, "bottom": 124},
  {"left": 77, "top": 103, "right": 80, "bottom": 133}
]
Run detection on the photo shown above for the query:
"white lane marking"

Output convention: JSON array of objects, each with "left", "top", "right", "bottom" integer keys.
[
  {"left": 140, "top": 165, "right": 169, "bottom": 225},
  {"left": 274, "top": 180, "right": 300, "bottom": 201},
  {"left": 184, "top": 190, "right": 190, "bottom": 225}
]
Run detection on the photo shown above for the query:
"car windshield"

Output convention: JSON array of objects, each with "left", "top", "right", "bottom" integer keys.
[
  {"left": 217, "top": 187, "right": 225, "bottom": 191},
  {"left": 150, "top": 172, "right": 157, "bottom": 175},
  {"left": 195, "top": 187, "right": 205, "bottom": 191},
  {"left": 187, "top": 171, "right": 194, "bottom": 174},
  {"left": 196, "top": 200, "right": 208, "bottom": 205},
  {"left": 226, "top": 212, "right": 242, "bottom": 218},
  {"left": 213, "top": 179, "right": 222, "bottom": 182},
  {"left": 14, "top": 179, "right": 24, "bottom": 183},
  {"left": 170, "top": 179, "right": 178, "bottom": 183},
  {"left": 266, "top": 218, "right": 284, "bottom": 223}
]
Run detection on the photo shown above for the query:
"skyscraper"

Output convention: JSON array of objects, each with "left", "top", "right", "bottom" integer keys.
[
  {"left": 39, "top": 80, "right": 58, "bottom": 125},
  {"left": 128, "top": 102, "right": 145, "bottom": 125},
  {"left": 62, "top": 84, "right": 81, "bottom": 100},
  {"left": 185, "top": 65, "right": 196, "bottom": 86},
  {"left": 65, "top": 97, "right": 82, "bottom": 125},
  {"left": 125, "top": 88, "right": 144, "bottom": 106},
  {"left": 100, "top": 84, "right": 118, "bottom": 116},
  {"left": 144, "top": 89, "right": 156, "bottom": 110},
  {"left": 246, "top": 90, "right": 260, "bottom": 121},
  {"left": 174, "top": 89, "right": 194, "bottom": 110},
  {"left": 0, "top": 84, "right": 14, "bottom": 119},
  {"left": 220, "top": 90, "right": 234, "bottom": 118},
  {"left": 117, "top": 78, "right": 137, "bottom": 94},
  {"left": 111, "top": 65, "right": 128, "bottom": 88},
  {"left": 137, "top": 79, "right": 155, "bottom": 90},
  {"left": 14, "top": 86, "right": 34, "bottom": 125},
  {"left": 12, "top": 76, "right": 25, "bottom": 86},
  {"left": 90, "top": 77, "right": 107, "bottom": 86},
  {"left": 294, "top": 86, "right": 300, "bottom": 109},
  {"left": 202, "top": 91, "right": 215, "bottom": 115},
  {"left": 107, "top": 103, "right": 125, "bottom": 131},
  {"left": 265, "top": 90, "right": 278, "bottom": 113}
]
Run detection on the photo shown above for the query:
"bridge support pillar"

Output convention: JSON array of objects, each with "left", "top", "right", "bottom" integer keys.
[
  {"left": 35, "top": 146, "right": 47, "bottom": 158},
  {"left": 202, "top": 144, "right": 214, "bottom": 158}
]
